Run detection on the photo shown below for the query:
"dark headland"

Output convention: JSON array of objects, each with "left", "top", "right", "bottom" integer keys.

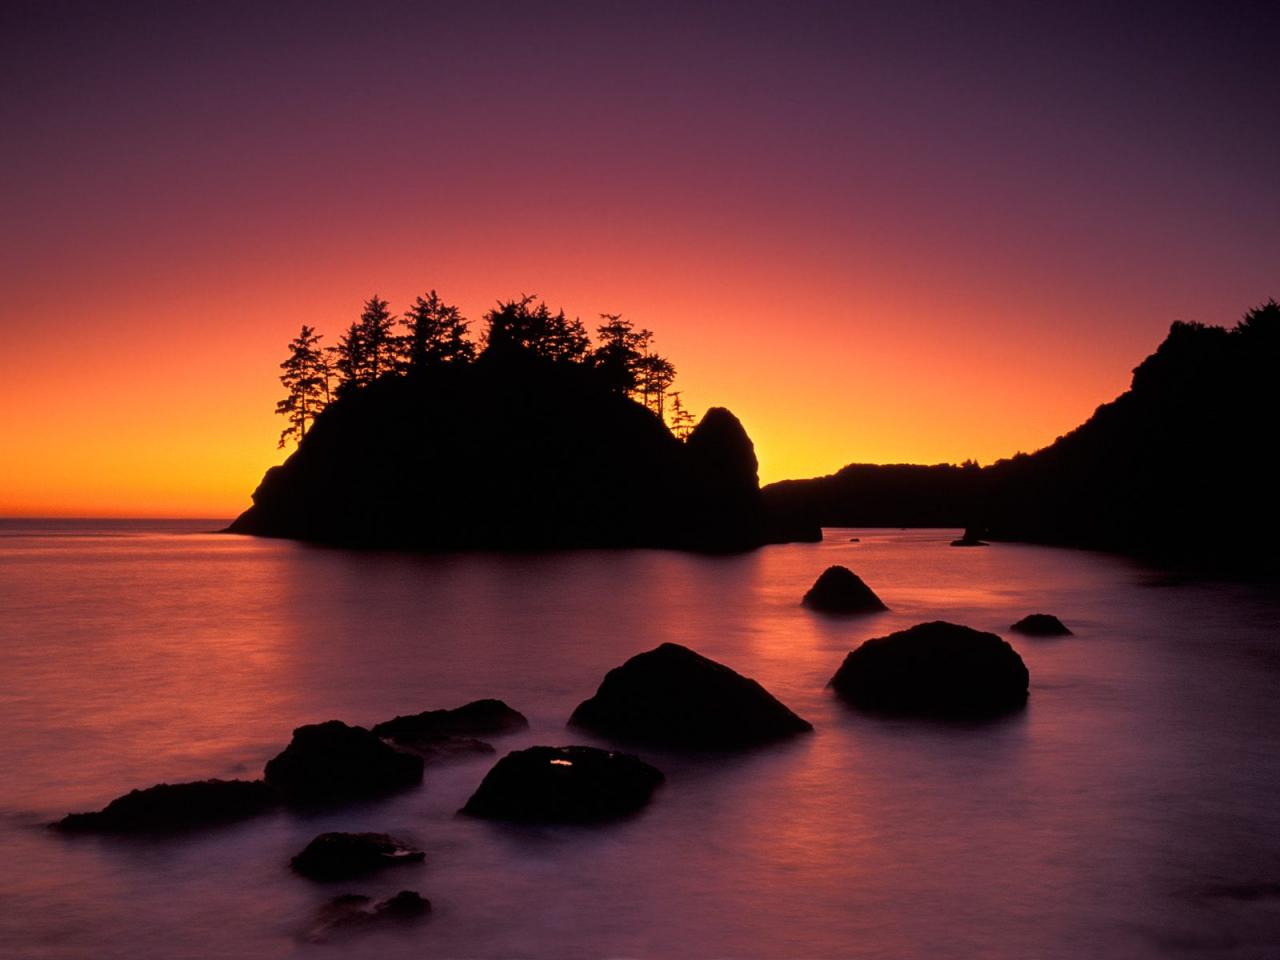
[{"left": 763, "top": 301, "right": 1280, "bottom": 573}]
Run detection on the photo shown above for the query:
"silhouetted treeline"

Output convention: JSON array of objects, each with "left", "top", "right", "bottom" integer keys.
[
  {"left": 236, "top": 288, "right": 818, "bottom": 552},
  {"left": 275, "top": 292, "right": 687, "bottom": 447},
  {"left": 764, "top": 300, "right": 1280, "bottom": 573}
]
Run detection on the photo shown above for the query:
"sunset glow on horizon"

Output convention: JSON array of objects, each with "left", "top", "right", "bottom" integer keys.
[{"left": 3, "top": 2, "right": 1276, "bottom": 518}]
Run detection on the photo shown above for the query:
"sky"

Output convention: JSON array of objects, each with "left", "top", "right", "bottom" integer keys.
[{"left": 2, "top": 0, "right": 1277, "bottom": 517}]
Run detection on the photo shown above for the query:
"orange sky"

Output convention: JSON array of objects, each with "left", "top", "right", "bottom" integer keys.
[{"left": 2, "top": 3, "right": 1276, "bottom": 518}]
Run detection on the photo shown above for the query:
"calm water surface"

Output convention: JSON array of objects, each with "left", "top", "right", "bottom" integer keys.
[{"left": 1, "top": 520, "right": 1278, "bottom": 959}]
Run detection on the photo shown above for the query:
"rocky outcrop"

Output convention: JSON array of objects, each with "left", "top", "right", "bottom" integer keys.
[
  {"left": 1010, "top": 613, "right": 1072, "bottom": 636},
  {"left": 290, "top": 832, "right": 425, "bottom": 881},
  {"left": 802, "top": 565, "right": 887, "bottom": 614},
  {"left": 950, "top": 527, "right": 989, "bottom": 547},
  {"left": 569, "top": 642, "right": 812, "bottom": 749},
  {"left": 460, "top": 745, "right": 663, "bottom": 822},
  {"left": 53, "top": 779, "right": 278, "bottom": 833},
  {"left": 830, "top": 621, "right": 1029, "bottom": 717},
  {"left": 228, "top": 352, "right": 813, "bottom": 552},
  {"left": 264, "top": 721, "right": 423, "bottom": 805}
]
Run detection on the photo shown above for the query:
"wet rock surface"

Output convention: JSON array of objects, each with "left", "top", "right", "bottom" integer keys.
[
  {"left": 264, "top": 721, "right": 423, "bottom": 805},
  {"left": 461, "top": 745, "right": 664, "bottom": 822},
  {"left": 290, "top": 832, "right": 425, "bottom": 881}
]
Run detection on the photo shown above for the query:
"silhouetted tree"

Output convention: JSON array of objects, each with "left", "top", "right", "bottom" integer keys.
[
  {"left": 276, "top": 324, "right": 330, "bottom": 448},
  {"left": 668, "top": 390, "right": 696, "bottom": 440},
  {"left": 592, "top": 314, "right": 652, "bottom": 394},
  {"left": 357, "top": 295, "right": 399, "bottom": 379},
  {"left": 483, "top": 295, "right": 590, "bottom": 363},
  {"left": 404, "top": 290, "right": 474, "bottom": 368},
  {"left": 635, "top": 352, "right": 677, "bottom": 417},
  {"left": 329, "top": 321, "right": 368, "bottom": 395}
]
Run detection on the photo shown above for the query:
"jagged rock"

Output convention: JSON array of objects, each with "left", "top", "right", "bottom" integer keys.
[
  {"left": 802, "top": 565, "right": 887, "bottom": 614},
  {"left": 569, "top": 642, "right": 812, "bottom": 748},
  {"left": 830, "top": 621, "right": 1029, "bottom": 717},
  {"left": 373, "top": 699, "right": 528, "bottom": 743},
  {"left": 264, "top": 721, "right": 423, "bottom": 805},
  {"left": 304, "top": 891, "right": 430, "bottom": 942},
  {"left": 290, "top": 832, "right": 425, "bottom": 881},
  {"left": 461, "top": 746, "right": 663, "bottom": 822},
  {"left": 53, "top": 779, "right": 277, "bottom": 833},
  {"left": 1010, "top": 613, "right": 1073, "bottom": 636}
]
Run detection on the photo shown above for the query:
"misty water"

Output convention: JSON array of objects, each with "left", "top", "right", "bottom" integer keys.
[{"left": 1, "top": 520, "right": 1279, "bottom": 959}]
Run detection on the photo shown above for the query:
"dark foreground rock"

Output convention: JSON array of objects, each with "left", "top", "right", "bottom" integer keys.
[
  {"left": 569, "top": 642, "right": 812, "bottom": 749},
  {"left": 461, "top": 745, "right": 663, "bottom": 822},
  {"left": 291, "top": 832, "right": 425, "bottom": 881},
  {"left": 304, "top": 891, "right": 430, "bottom": 942},
  {"left": 802, "top": 565, "right": 888, "bottom": 614},
  {"left": 1010, "top": 613, "right": 1073, "bottom": 636},
  {"left": 830, "top": 621, "right": 1029, "bottom": 717},
  {"left": 950, "top": 527, "right": 989, "bottom": 547},
  {"left": 373, "top": 699, "right": 528, "bottom": 743},
  {"left": 264, "top": 721, "right": 424, "bottom": 805},
  {"left": 54, "top": 779, "right": 278, "bottom": 833}
]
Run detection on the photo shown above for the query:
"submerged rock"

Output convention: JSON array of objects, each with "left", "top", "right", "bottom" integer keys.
[
  {"left": 950, "top": 526, "right": 989, "bottom": 547},
  {"left": 830, "top": 621, "right": 1029, "bottom": 717},
  {"left": 802, "top": 565, "right": 888, "bottom": 614},
  {"left": 290, "top": 832, "right": 425, "bottom": 881},
  {"left": 373, "top": 699, "right": 528, "bottom": 743},
  {"left": 264, "top": 721, "right": 423, "bottom": 805},
  {"left": 461, "top": 745, "right": 663, "bottom": 822},
  {"left": 304, "top": 890, "right": 430, "bottom": 942},
  {"left": 1010, "top": 613, "right": 1073, "bottom": 636},
  {"left": 53, "top": 779, "right": 278, "bottom": 833},
  {"left": 569, "top": 642, "right": 812, "bottom": 749}
]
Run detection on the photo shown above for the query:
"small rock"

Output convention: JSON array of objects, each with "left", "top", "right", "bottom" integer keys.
[
  {"left": 373, "top": 699, "right": 528, "bottom": 743},
  {"left": 950, "top": 526, "right": 989, "bottom": 547},
  {"left": 461, "top": 745, "right": 664, "bottom": 822},
  {"left": 305, "top": 890, "right": 430, "bottom": 942},
  {"left": 53, "top": 779, "right": 278, "bottom": 833},
  {"left": 290, "top": 832, "right": 425, "bottom": 881},
  {"left": 1010, "top": 613, "right": 1073, "bottom": 636},
  {"left": 802, "top": 565, "right": 887, "bottom": 614}
]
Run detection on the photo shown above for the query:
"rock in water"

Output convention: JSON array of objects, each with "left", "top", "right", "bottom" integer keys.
[
  {"left": 372, "top": 699, "right": 528, "bottom": 742},
  {"left": 305, "top": 891, "right": 430, "bottom": 942},
  {"left": 461, "top": 746, "right": 663, "bottom": 822},
  {"left": 1010, "top": 613, "right": 1073, "bottom": 636},
  {"left": 950, "top": 526, "right": 989, "bottom": 547},
  {"left": 569, "top": 642, "right": 812, "bottom": 748},
  {"left": 264, "top": 721, "right": 423, "bottom": 805},
  {"left": 802, "top": 565, "right": 888, "bottom": 614},
  {"left": 830, "top": 621, "right": 1029, "bottom": 717},
  {"left": 53, "top": 779, "right": 278, "bottom": 833},
  {"left": 290, "top": 832, "right": 425, "bottom": 881}
]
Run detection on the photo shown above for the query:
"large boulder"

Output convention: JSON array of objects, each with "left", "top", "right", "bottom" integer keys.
[
  {"left": 372, "top": 699, "right": 528, "bottom": 743},
  {"left": 1010, "top": 613, "right": 1073, "bottom": 636},
  {"left": 569, "top": 642, "right": 812, "bottom": 749},
  {"left": 53, "top": 779, "right": 278, "bottom": 833},
  {"left": 290, "top": 832, "right": 425, "bottom": 881},
  {"left": 802, "top": 565, "right": 887, "bottom": 614},
  {"left": 460, "top": 745, "right": 663, "bottom": 822},
  {"left": 830, "top": 621, "right": 1029, "bottom": 717},
  {"left": 264, "top": 721, "right": 423, "bottom": 805}
]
